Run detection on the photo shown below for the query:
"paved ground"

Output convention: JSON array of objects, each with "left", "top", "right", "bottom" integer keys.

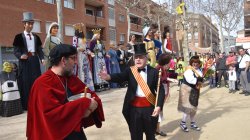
[{"left": 1, "top": 84, "right": 250, "bottom": 140}]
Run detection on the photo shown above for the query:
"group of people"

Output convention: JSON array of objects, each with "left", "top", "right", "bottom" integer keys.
[{"left": 1, "top": 11, "right": 234, "bottom": 140}]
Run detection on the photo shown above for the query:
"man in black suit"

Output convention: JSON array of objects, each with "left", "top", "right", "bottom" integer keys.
[
  {"left": 13, "top": 12, "right": 44, "bottom": 110},
  {"left": 99, "top": 43, "right": 165, "bottom": 140}
]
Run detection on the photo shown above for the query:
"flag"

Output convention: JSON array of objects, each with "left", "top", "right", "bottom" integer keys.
[{"left": 176, "top": 2, "right": 185, "bottom": 15}]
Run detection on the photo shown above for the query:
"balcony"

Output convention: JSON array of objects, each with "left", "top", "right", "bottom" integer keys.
[{"left": 85, "top": 0, "right": 105, "bottom": 7}]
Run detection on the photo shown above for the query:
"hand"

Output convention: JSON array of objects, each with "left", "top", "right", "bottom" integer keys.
[
  {"left": 98, "top": 70, "right": 111, "bottom": 81},
  {"left": 20, "top": 54, "right": 28, "bottom": 59},
  {"left": 151, "top": 106, "right": 161, "bottom": 117},
  {"left": 78, "top": 47, "right": 84, "bottom": 52},
  {"left": 106, "top": 54, "right": 110, "bottom": 58},
  {"left": 41, "top": 59, "right": 46, "bottom": 66},
  {"left": 120, "top": 61, "right": 124, "bottom": 64},
  {"left": 83, "top": 97, "right": 98, "bottom": 118},
  {"left": 89, "top": 97, "right": 98, "bottom": 111}
]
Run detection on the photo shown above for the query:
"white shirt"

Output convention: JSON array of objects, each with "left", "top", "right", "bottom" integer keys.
[
  {"left": 163, "top": 39, "right": 172, "bottom": 53},
  {"left": 228, "top": 70, "right": 237, "bottom": 81},
  {"left": 238, "top": 54, "right": 250, "bottom": 69},
  {"left": 136, "top": 67, "right": 147, "bottom": 97},
  {"left": 24, "top": 31, "right": 35, "bottom": 52},
  {"left": 184, "top": 68, "right": 203, "bottom": 85}
]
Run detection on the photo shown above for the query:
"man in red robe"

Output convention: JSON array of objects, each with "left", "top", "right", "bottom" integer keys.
[{"left": 26, "top": 44, "right": 105, "bottom": 140}]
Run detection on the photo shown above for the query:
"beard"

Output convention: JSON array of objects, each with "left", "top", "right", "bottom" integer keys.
[{"left": 62, "top": 69, "right": 73, "bottom": 77}]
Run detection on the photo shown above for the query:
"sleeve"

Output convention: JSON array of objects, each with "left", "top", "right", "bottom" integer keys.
[
  {"left": 36, "top": 35, "right": 44, "bottom": 60},
  {"left": 183, "top": 69, "right": 197, "bottom": 85},
  {"left": 110, "top": 67, "right": 130, "bottom": 83},
  {"left": 43, "top": 37, "right": 50, "bottom": 58},
  {"left": 13, "top": 35, "right": 22, "bottom": 59}
]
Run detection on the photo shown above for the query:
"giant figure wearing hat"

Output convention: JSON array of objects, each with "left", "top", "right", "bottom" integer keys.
[
  {"left": 72, "top": 23, "right": 95, "bottom": 91},
  {"left": 143, "top": 25, "right": 157, "bottom": 67},
  {"left": 99, "top": 43, "right": 165, "bottom": 140},
  {"left": 89, "top": 28, "right": 110, "bottom": 92},
  {"left": 13, "top": 12, "right": 44, "bottom": 110}
]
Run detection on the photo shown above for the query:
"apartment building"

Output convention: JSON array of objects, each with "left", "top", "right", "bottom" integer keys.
[
  {"left": 186, "top": 13, "right": 219, "bottom": 54},
  {"left": 244, "top": 0, "right": 250, "bottom": 37}
]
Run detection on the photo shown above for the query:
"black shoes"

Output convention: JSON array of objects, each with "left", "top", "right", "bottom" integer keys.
[
  {"left": 180, "top": 121, "right": 189, "bottom": 132},
  {"left": 155, "top": 131, "right": 167, "bottom": 136},
  {"left": 180, "top": 121, "right": 201, "bottom": 132},
  {"left": 190, "top": 122, "right": 201, "bottom": 131}
]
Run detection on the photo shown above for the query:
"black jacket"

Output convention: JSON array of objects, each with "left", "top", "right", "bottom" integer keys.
[{"left": 110, "top": 65, "right": 165, "bottom": 125}]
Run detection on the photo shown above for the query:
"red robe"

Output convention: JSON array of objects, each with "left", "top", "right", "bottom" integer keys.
[{"left": 26, "top": 70, "right": 105, "bottom": 140}]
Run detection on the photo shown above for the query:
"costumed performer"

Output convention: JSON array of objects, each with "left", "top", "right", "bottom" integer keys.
[
  {"left": 99, "top": 43, "right": 165, "bottom": 140},
  {"left": 26, "top": 44, "right": 105, "bottom": 140}
]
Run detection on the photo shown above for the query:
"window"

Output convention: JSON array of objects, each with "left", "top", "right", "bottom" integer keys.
[
  {"left": 188, "top": 33, "right": 192, "bottom": 40},
  {"left": 44, "top": 0, "right": 54, "bottom": 4},
  {"left": 194, "top": 32, "right": 198, "bottom": 40},
  {"left": 119, "top": 14, "right": 125, "bottom": 22},
  {"left": 120, "top": 34, "right": 125, "bottom": 44},
  {"left": 45, "top": 22, "right": 53, "bottom": 34},
  {"left": 96, "top": 9, "right": 103, "bottom": 17},
  {"left": 109, "top": 29, "right": 116, "bottom": 43},
  {"left": 107, "top": 0, "right": 114, "bottom": 5},
  {"left": 109, "top": 7, "right": 115, "bottom": 26},
  {"left": 86, "top": 8, "right": 94, "bottom": 16},
  {"left": 195, "top": 42, "right": 199, "bottom": 48},
  {"left": 64, "top": 0, "right": 74, "bottom": 9},
  {"left": 130, "top": 16, "right": 140, "bottom": 25},
  {"left": 65, "top": 25, "right": 74, "bottom": 36},
  {"left": 32, "top": 21, "right": 41, "bottom": 33},
  {"left": 86, "top": 30, "right": 93, "bottom": 40}
]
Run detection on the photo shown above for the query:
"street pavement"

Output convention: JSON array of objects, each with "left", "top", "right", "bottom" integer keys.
[{"left": 0, "top": 84, "right": 250, "bottom": 140}]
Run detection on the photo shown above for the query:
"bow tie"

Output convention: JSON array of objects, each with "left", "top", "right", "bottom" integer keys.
[{"left": 138, "top": 68, "right": 146, "bottom": 72}]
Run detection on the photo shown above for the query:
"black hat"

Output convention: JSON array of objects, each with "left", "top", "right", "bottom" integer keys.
[
  {"left": 49, "top": 44, "right": 77, "bottom": 65},
  {"left": 133, "top": 43, "right": 147, "bottom": 56}
]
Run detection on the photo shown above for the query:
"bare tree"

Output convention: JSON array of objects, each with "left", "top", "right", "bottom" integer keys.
[
  {"left": 199, "top": 0, "right": 244, "bottom": 52},
  {"left": 115, "top": 0, "right": 144, "bottom": 41}
]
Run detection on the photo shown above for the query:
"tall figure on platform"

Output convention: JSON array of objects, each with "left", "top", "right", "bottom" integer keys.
[
  {"left": 89, "top": 28, "right": 109, "bottom": 92},
  {"left": 13, "top": 12, "right": 44, "bottom": 110},
  {"left": 43, "top": 22, "right": 61, "bottom": 70},
  {"left": 72, "top": 23, "right": 95, "bottom": 91},
  {"left": 143, "top": 26, "right": 157, "bottom": 67}
]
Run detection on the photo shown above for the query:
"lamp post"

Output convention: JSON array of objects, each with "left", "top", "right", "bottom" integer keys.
[{"left": 181, "top": 0, "right": 189, "bottom": 63}]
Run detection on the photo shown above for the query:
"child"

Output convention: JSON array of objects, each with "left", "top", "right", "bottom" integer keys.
[
  {"left": 228, "top": 65, "right": 237, "bottom": 93},
  {"left": 176, "top": 64, "right": 184, "bottom": 86}
]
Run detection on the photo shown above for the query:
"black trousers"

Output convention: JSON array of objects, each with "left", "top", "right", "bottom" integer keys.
[
  {"left": 64, "top": 131, "right": 87, "bottom": 140},
  {"left": 217, "top": 70, "right": 228, "bottom": 85},
  {"left": 129, "top": 107, "right": 158, "bottom": 140}
]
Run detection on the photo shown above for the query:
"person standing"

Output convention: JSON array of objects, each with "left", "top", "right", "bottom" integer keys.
[
  {"left": 155, "top": 54, "right": 177, "bottom": 137},
  {"left": 107, "top": 43, "right": 121, "bottom": 88},
  {"left": 227, "top": 65, "right": 237, "bottom": 93},
  {"left": 43, "top": 22, "right": 61, "bottom": 70},
  {"left": 72, "top": 23, "right": 95, "bottom": 91},
  {"left": 163, "top": 31, "right": 172, "bottom": 54},
  {"left": 126, "top": 34, "right": 136, "bottom": 66},
  {"left": 143, "top": 26, "right": 157, "bottom": 67},
  {"left": 178, "top": 56, "right": 203, "bottom": 132},
  {"left": 238, "top": 48, "right": 250, "bottom": 96},
  {"left": 216, "top": 53, "right": 228, "bottom": 88},
  {"left": 153, "top": 30, "right": 162, "bottom": 60},
  {"left": 99, "top": 43, "right": 165, "bottom": 140},
  {"left": 13, "top": 12, "right": 45, "bottom": 110},
  {"left": 89, "top": 28, "right": 109, "bottom": 91}
]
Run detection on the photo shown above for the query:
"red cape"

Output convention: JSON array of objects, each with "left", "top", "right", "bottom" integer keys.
[{"left": 26, "top": 70, "right": 105, "bottom": 140}]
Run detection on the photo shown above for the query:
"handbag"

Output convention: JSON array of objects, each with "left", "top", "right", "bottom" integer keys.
[{"left": 189, "top": 88, "right": 200, "bottom": 107}]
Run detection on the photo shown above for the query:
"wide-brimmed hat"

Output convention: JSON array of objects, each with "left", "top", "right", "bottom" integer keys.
[
  {"left": 133, "top": 43, "right": 147, "bottom": 56},
  {"left": 22, "top": 12, "right": 34, "bottom": 22}
]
